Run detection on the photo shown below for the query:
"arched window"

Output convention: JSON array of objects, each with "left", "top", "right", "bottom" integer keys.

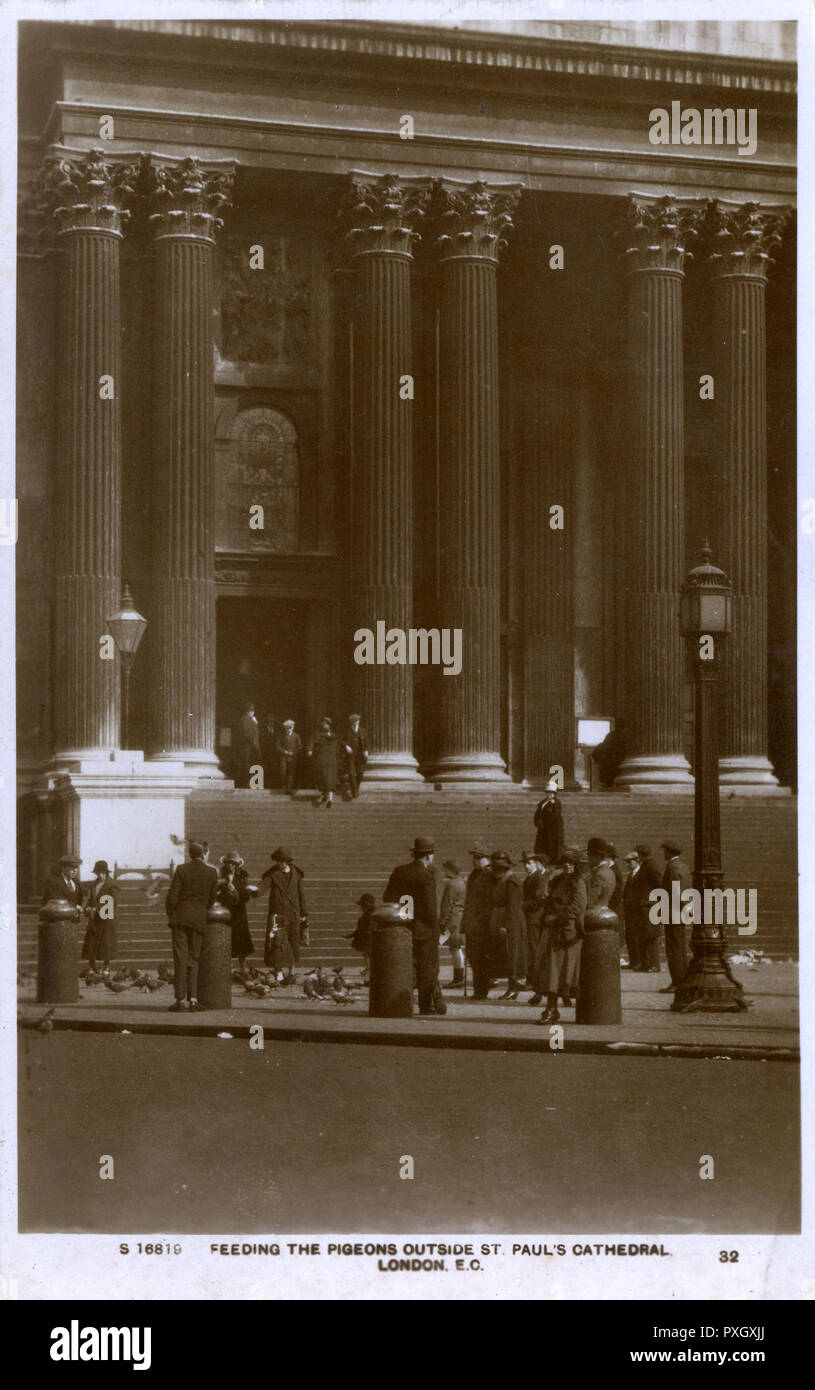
[{"left": 220, "top": 406, "right": 300, "bottom": 552}]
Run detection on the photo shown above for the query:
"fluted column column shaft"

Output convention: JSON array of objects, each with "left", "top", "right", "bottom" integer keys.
[
  {"left": 147, "top": 158, "right": 233, "bottom": 771},
  {"left": 524, "top": 392, "right": 573, "bottom": 783},
  {"left": 434, "top": 180, "right": 520, "bottom": 782},
  {"left": 55, "top": 231, "right": 121, "bottom": 756},
  {"left": 151, "top": 238, "right": 216, "bottom": 762},
  {"left": 343, "top": 173, "right": 430, "bottom": 779},
  {"left": 617, "top": 195, "right": 703, "bottom": 789},
  {"left": 716, "top": 275, "right": 766, "bottom": 762},
  {"left": 710, "top": 200, "right": 790, "bottom": 788},
  {"left": 44, "top": 150, "right": 138, "bottom": 760}
]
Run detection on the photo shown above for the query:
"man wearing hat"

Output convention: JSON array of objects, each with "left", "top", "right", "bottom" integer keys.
[
  {"left": 587, "top": 837, "right": 616, "bottom": 909},
  {"left": 439, "top": 859, "right": 467, "bottom": 987},
  {"left": 260, "top": 847, "right": 308, "bottom": 980},
  {"left": 461, "top": 842, "right": 494, "bottom": 999},
  {"left": 383, "top": 837, "right": 446, "bottom": 1015},
  {"left": 165, "top": 842, "right": 219, "bottom": 1011},
  {"left": 660, "top": 840, "right": 692, "bottom": 991},
  {"left": 626, "top": 843, "right": 663, "bottom": 972},
  {"left": 42, "top": 854, "right": 84, "bottom": 918},
  {"left": 533, "top": 781, "right": 565, "bottom": 863},
  {"left": 275, "top": 720, "right": 302, "bottom": 795},
  {"left": 521, "top": 852, "right": 548, "bottom": 995},
  {"left": 343, "top": 714, "right": 369, "bottom": 798}
]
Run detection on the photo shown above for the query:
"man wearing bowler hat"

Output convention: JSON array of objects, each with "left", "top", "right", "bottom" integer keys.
[{"left": 383, "top": 836, "right": 446, "bottom": 1016}]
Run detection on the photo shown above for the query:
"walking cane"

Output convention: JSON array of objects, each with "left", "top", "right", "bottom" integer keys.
[{"left": 463, "top": 936, "right": 469, "bottom": 1000}]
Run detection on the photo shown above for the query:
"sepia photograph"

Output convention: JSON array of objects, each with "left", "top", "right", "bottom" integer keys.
[{"left": 4, "top": 1, "right": 810, "bottom": 1307}]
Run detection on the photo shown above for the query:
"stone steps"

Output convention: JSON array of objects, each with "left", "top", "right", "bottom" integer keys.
[{"left": 18, "top": 789, "right": 797, "bottom": 968}]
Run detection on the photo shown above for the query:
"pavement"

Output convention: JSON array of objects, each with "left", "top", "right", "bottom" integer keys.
[{"left": 17, "top": 959, "right": 799, "bottom": 1061}]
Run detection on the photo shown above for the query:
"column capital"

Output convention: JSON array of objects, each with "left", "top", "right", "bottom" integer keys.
[
  {"left": 624, "top": 193, "right": 705, "bottom": 275},
  {"left": 343, "top": 172, "right": 432, "bottom": 260},
  {"left": 145, "top": 155, "right": 235, "bottom": 243},
  {"left": 42, "top": 146, "right": 140, "bottom": 238},
  {"left": 436, "top": 179, "right": 522, "bottom": 265},
  {"left": 709, "top": 199, "right": 792, "bottom": 281}
]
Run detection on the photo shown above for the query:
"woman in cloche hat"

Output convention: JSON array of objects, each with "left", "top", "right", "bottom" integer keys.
[
  {"left": 216, "top": 850, "right": 257, "bottom": 980},
  {"left": 82, "top": 860, "right": 119, "bottom": 976}
]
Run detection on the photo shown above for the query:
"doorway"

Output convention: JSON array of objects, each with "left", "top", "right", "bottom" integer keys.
[{"left": 216, "top": 596, "right": 311, "bottom": 779}]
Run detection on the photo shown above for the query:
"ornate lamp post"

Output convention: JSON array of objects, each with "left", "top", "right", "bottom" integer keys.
[
  {"left": 673, "top": 544, "right": 747, "bottom": 1012},
  {"left": 106, "top": 585, "right": 148, "bottom": 751}
]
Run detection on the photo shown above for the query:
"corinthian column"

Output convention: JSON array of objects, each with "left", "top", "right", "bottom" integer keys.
[
  {"left": 45, "top": 148, "right": 138, "bottom": 761},
  {"left": 616, "top": 194, "right": 705, "bottom": 790},
  {"left": 710, "top": 200, "right": 791, "bottom": 790},
  {"left": 434, "top": 179, "right": 521, "bottom": 781},
  {"left": 146, "top": 157, "right": 234, "bottom": 773},
  {"left": 344, "top": 173, "right": 431, "bottom": 780}
]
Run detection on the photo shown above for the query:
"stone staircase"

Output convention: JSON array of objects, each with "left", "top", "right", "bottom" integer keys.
[{"left": 17, "top": 788, "right": 798, "bottom": 970}]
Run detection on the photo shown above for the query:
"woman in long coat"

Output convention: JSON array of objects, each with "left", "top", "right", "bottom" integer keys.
[
  {"left": 260, "top": 846, "right": 308, "bottom": 981},
  {"left": 82, "top": 860, "right": 119, "bottom": 973},
  {"left": 216, "top": 851, "right": 256, "bottom": 978},
  {"left": 532, "top": 849, "right": 586, "bottom": 1025},
  {"left": 308, "top": 719, "right": 339, "bottom": 807},
  {"left": 533, "top": 782, "right": 565, "bottom": 862},
  {"left": 487, "top": 851, "right": 527, "bottom": 1000}
]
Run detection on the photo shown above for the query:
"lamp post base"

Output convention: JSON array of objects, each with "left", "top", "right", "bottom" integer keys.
[{"left": 671, "top": 939, "right": 749, "bottom": 1013}]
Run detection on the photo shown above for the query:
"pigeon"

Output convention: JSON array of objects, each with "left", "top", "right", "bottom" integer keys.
[{"left": 103, "top": 978, "right": 133, "bottom": 993}]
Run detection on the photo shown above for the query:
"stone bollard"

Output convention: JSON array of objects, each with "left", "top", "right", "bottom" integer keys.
[
  {"left": 369, "top": 904, "right": 414, "bottom": 1019},
  {"left": 576, "top": 905, "right": 622, "bottom": 1025},
  {"left": 37, "top": 898, "right": 81, "bottom": 1004},
  {"left": 198, "top": 901, "right": 233, "bottom": 1010}
]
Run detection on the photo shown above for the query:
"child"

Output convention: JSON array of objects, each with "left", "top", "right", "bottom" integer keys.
[{"left": 346, "top": 893, "right": 376, "bottom": 982}]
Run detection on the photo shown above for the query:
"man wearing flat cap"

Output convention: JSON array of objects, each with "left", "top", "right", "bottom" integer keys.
[
  {"left": 260, "top": 846, "right": 308, "bottom": 980},
  {"left": 383, "top": 836, "right": 446, "bottom": 1015},
  {"left": 462, "top": 842, "right": 493, "bottom": 999},
  {"left": 41, "top": 854, "right": 84, "bottom": 918},
  {"left": 660, "top": 840, "right": 692, "bottom": 991}
]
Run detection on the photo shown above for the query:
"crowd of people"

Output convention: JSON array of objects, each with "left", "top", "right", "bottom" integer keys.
[
  {"left": 235, "top": 707, "right": 368, "bottom": 803},
  {"left": 40, "top": 789, "right": 693, "bottom": 1018}
]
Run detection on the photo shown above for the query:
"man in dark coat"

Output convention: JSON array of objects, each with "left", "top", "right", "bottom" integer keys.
[
  {"left": 275, "top": 719, "right": 302, "bottom": 795},
  {"left": 533, "top": 782, "right": 564, "bottom": 862},
  {"left": 521, "top": 852, "right": 548, "bottom": 1001},
  {"left": 631, "top": 842, "right": 663, "bottom": 972},
  {"left": 343, "top": 714, "right": 369, "bottom": 798},
  {"left": 165, "top": 841, "right": 218, "bottom": 1011},
  {"left": 587, "top": 837, "right": 616, "bottom": 909},
  {"left": 41, "top": 854, "right": 84, "bottom": 916},
  {"left": 260, "top": 846, "right": 308, "bottom": 975},
  {"left": 383, "top": 835, "right": 445, "bottom": 1016},
  {"left": 660, "top": 839, "right": 692, "bottom": 991},
  {"left": 461, "top": 841, "right": 493, "bottom": 999}
]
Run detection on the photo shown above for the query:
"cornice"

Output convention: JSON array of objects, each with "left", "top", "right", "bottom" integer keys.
[{"left": 69, "top": 20, "right": 796, "bottom": 96}]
